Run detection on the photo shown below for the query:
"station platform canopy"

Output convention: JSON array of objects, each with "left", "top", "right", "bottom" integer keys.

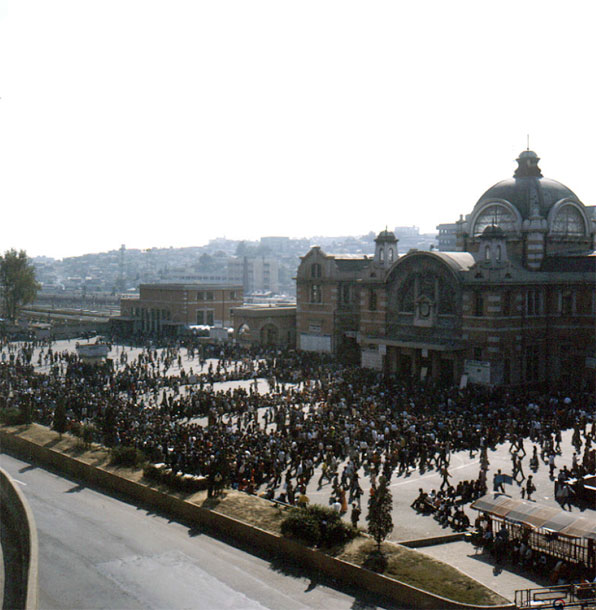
[{"left": 471, "top": 493, "right": 596, "bottom": 540}]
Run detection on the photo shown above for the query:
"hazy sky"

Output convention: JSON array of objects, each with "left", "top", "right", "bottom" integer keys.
[{"left": 1, "top": 1, "right": 595, "bottom": 259}]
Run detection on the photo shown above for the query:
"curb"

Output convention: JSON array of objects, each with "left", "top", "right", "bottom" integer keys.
[{"left": 0, "top": 466, "right": 39, "bottom": 610}]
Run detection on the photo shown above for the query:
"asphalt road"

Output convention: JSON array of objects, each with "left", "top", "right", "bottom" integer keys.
[{"left": 0, "top": 453, "right": 398, "bottom": 610}]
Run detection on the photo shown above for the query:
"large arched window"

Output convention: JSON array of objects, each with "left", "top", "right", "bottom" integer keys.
[
  {"left": 473, "top": 203, "right": 518, "bottom": 236},
  {"left": 551, "top": 204, "right": 585, "bottom": 237}
]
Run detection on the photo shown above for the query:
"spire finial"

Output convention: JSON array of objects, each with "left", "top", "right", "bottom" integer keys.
[{"left": 526, "top": 134, "right": 530, "bottom": 151}]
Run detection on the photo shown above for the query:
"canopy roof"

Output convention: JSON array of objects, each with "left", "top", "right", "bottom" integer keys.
[{"left": 470, "top": 493, "right": 596, "bottom": 540}]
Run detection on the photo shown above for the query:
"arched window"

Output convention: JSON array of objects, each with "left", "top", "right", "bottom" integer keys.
[
  {"left": 551, "top": 205, "right": 585, "bottom": 237},
  {"left": 388, "top": 248, "right": 394, "bottom": 263},
  {"left": 473, "top": 203, "right": 517, "bottom": 236},
  {"left": 399, "top": 276, "right": 415, "bottom": 313},
  {"left": 379, "top": 248, "right": 384, "bottom": 263},
  {"left": 496, "top": 245, "right": 502, "bottom": 261},
  {"left": 485, "top": 246, "right": 490, "bottom": 260}
]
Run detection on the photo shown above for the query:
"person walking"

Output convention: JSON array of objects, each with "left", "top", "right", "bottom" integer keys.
[
  {"left": 493, "top": 469, "right": 505, "bottom": 493},
  {"left": 524, "top": 475, "right": 536, "bottom": 501},
  {"left": 439, "top": 464, "right": 452, "bottom": 491}
]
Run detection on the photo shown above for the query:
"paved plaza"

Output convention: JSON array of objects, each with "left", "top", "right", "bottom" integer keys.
[{"left": 3, "top": 338, "right": 594, "bottom": 602}]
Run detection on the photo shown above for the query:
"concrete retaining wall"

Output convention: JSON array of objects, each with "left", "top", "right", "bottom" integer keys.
[
  {"left": 0, "top": 466, "right": 39, "bottom": 610},
  {"left": 401, "top": 533, "right": 466, "bottom": 548},
  {"left": 0, "top": 428, "right": 514, "bottom": 610}
]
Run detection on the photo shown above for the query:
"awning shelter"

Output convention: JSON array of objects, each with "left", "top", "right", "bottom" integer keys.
[{"left": 471, "top": 493, "right": 595, "bottom": 568}]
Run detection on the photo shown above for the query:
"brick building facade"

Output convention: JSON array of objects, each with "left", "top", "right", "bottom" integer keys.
[
  {"left": 232, "top": 304, "right": 296, "bottom": 348},
  {"left": 118, "top": 283, "right": 243, "bottom": 336},
  {"left": 297, "top": 151, "right": 596, "bottom": 387}
]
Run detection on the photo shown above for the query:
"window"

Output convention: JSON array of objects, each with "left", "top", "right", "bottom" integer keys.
[
  {"left": 369, "top": 289, "right": 377, "bottom": 311},
  {"left": 561, "top": 291, "right": 573, "bottom": 315},
  {"left": 474, "top": 293, "right": 484, "bottom": 317},
  {"left": 311, "top": 263, "right": 322, "bottom": 278},
  {"left": 502, "top": 291, "right": 511, "bottom": 316},
  {"left": 205, "top": 291, "right": 214, "bottom": 301},
  {"left": 484, "top": 246, "right": 490, "bottom": 260},
  {"left": 197, "top": 292, "right": 204, "bottom": 301},
  {"left": 526, "top": 290, "right": 540, "bottom": 316},
  {"left": 310, "top": 284, "right": 322, "bottom": 303},
  {"left": 399, "top": 277, "right": 415, "bottom": 312},
  {"left": 496, "top": 245, "right": 502, "bottom": 261},
  {"left": 196, "top": 310, "right": 205, "bottom": 325},
  {"left": 342, "top": 284, "right": 351, "bottom": 304},
  {"left": 379, "top": 248, "right": 384, "bottom": 263},
  {"left": 230, "top": 291, "right": 236, "bottom": 299},
  {"left": 473, "top": 204, "right": 518, "bottom": 236},
  {"left": 308, "top": 322, "right": 321, "bottom": 334},
  {"left": 388, "top": 248, "right": 394, "bottom": 263},
  {"left": 525, "top": 345, "right": 540, "bottom": 382},
  {"left": 552, "top": 205, "right": 585, "bottom": 237},
  {"left": 206, "top": 311, "right": 214, "bottom": 325},
  {"left": 473, "top": 347, "right": 483, "bottom": 360}
]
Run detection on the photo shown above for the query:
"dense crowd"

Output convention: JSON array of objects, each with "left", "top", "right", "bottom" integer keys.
[
  {"left": 2, "top": 336, "right": 596, "bottom": 587},
  {"left": 2, "top": 338, "right": 594, "bottom": 505}
]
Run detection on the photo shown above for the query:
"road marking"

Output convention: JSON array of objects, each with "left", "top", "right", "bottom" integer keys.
[{"left": 13, "top": 478, "right": 27, "bottom": 486}]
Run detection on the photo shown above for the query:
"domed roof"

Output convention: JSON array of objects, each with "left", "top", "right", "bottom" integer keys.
[
  {"left": 474, "top": 151, "right": 582, "bottom": 220},
  {"left": 375, "top": 229, "right": 397, "bottom": 242},
  {"left": 479, "top": 225, "right": 506, "bottom": 239}
]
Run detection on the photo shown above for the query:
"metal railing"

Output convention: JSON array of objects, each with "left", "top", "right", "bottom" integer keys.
[{"left": 515, "top": 583, "right": 596, "bottom": 609}]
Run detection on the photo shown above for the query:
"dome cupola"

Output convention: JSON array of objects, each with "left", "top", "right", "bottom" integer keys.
[
  {"left": 470, "top": 150, "right": 582, "bottom": 233},
  {"left": 374, "top": 229, "right": 398, "bottom": 267}
]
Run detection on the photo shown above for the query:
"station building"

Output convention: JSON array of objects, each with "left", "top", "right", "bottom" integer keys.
[
  {"left": 117, "top": 283, "right": 243, "bottom": 336},
  {"left": 232, "top": 304, "right": 296, "bottom": 348},
  {"left": 296, "top": 150, "right": 596, "bottom": 387}
]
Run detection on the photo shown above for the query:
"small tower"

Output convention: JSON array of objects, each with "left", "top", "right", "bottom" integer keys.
[
  {"left": 477, "top": 225, "right": 508, "bottom": 267},
  {"left": 374, "top": 230, "right": 398, "bottom": 268}
]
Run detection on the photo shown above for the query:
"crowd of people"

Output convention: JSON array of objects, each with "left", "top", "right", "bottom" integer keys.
[{"left": 2, "top": 335, "right": 595, "bottom": 577}]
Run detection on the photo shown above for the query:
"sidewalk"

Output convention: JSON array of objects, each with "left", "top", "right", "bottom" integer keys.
[{"left": 418, "top": 540, "right": 548, "bottom": 601}]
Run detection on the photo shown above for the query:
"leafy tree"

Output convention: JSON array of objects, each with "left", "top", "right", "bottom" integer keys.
[
  {"left": 0, "top": 249, "right": 40, "bottom": 322},
  {"left": 53, "top": 399, "right": 67, "bottom": 438},
  {"left": 366, "top": 476, "right": 393, "bottom": 550}
]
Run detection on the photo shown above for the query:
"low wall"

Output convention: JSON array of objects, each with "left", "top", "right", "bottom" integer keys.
[
  {"left": 0, "top": 428, "right": 514, "bottom": 610},
  {"left": 401, "top": 532, "right": 466, "bottom": 548},
  {"left": 0, "top": 466, "right": 39, "bottom": 610}
]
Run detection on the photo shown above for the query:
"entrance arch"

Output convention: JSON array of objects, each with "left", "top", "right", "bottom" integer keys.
[{"left": 260, "top": 323, "right": 279, "bottom": 345}]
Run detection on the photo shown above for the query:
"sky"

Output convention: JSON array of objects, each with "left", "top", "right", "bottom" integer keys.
[{"left": 1, "top": 0, "right": 595, "bottom": 259}]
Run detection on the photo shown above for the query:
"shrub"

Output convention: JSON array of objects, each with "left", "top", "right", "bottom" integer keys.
[
  {"left": 110, "top": 445, "right": 146, "bottom": 468},
  {"left": 281, "top": 510, "right": 321, "bottom": 546},
  {"left": 281, "top": 504, "right": 358, "bottom": 548},
  {"left": 143, "top": 463, "right": 164, "bottom": 483},
  {"left": 325, "top": 518, "right": 357, "bottom": 547},
  {"left": 0, "top": 407, "right": 27, "bottom": 426}
]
